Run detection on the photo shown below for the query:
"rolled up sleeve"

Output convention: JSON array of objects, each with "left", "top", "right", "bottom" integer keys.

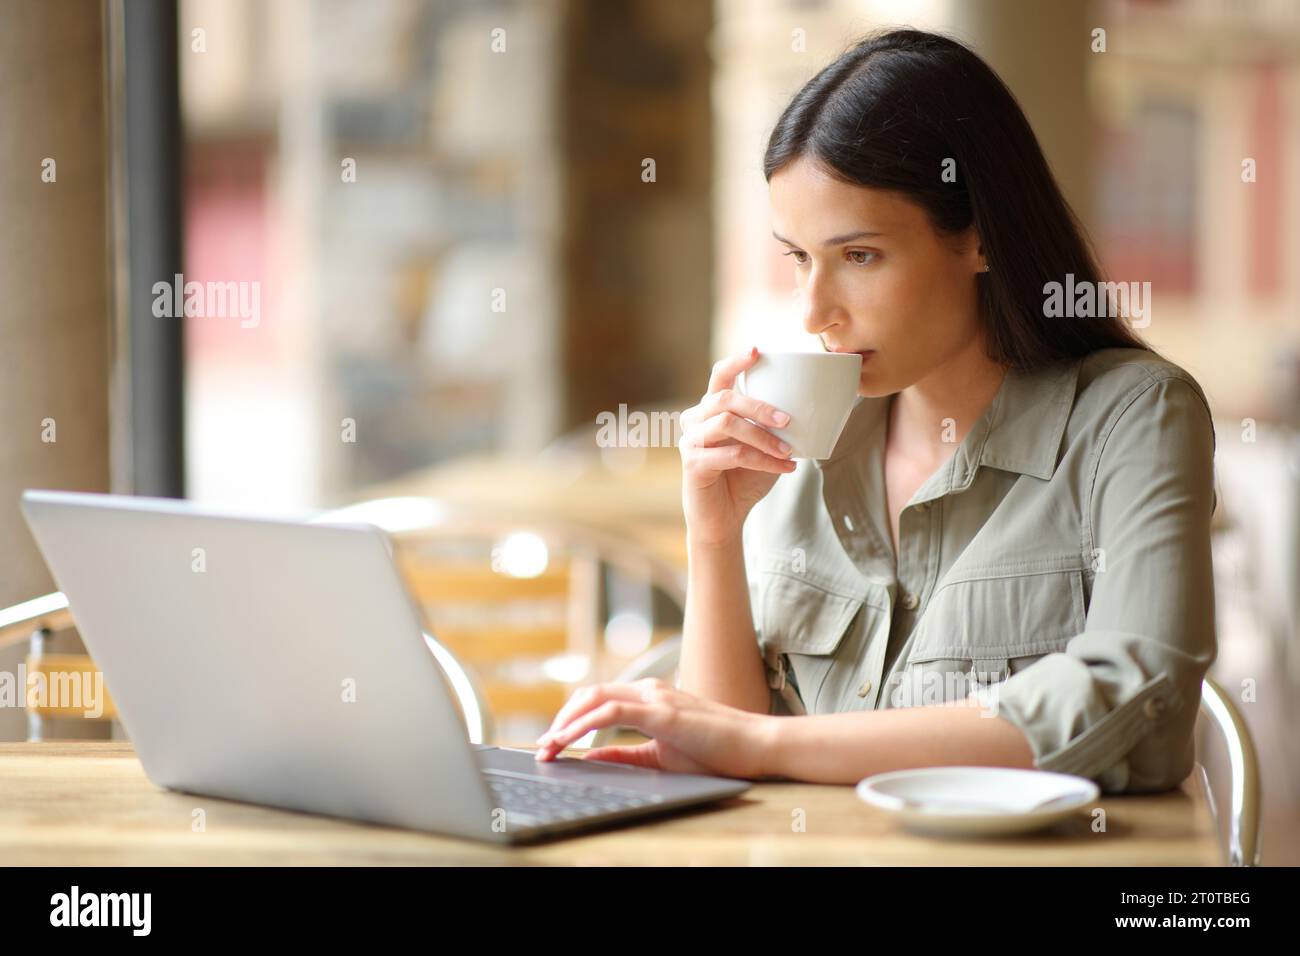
[{"left": 980, "top": 374, "right": 1219, "bottom": 793}]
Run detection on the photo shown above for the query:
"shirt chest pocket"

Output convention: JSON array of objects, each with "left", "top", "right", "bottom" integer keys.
[
  {"left": 755, "top": 571, "right": 887, "bottom": 715},
  {"left": 892, "top": 564, "right": 1088, "bottom": 708}
]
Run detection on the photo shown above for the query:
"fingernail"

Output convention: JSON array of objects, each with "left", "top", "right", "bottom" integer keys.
[
  {"left": 773, "top": 411, "right": 790, "bottom": 425},
  {"left": 778, "top": 440, "right": 791, "bottom": 454},
  {"left": 750, "top": 346, "right": 758, "bottom": 358}
]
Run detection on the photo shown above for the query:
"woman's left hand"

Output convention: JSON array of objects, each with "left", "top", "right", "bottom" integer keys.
[{"left": 534, "top": 678, "right": 772, "bottom": 779}]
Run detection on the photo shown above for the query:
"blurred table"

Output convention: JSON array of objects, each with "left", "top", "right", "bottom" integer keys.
[
  {"left": 359, "top": 446, "right": 689, "bottom": 570},
  {"left": 0, "top": 742, "right": 1223, "bottom": 865}
]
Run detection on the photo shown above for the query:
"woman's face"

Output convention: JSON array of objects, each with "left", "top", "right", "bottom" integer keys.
[{"left": 769, "top": 155, "right": 986, "bottom": 397}]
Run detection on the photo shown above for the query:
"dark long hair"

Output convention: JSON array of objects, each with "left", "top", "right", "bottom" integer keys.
[{"left": 763, "top": 28, "right": 1151, "bottom": 369}]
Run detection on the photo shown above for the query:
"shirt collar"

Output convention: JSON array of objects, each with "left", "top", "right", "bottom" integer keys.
[{"left": 814, "top": 356, "right": 1083, "bottom": 489}]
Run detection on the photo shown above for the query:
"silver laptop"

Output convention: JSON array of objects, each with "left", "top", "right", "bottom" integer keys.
[{"left": 19, "top": 490, "right": 749, "bottom": 844}]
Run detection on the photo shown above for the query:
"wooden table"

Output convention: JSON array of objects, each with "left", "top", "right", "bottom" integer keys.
[{"left": 0, "top": 742, "right": 1224, "bottom": 865}]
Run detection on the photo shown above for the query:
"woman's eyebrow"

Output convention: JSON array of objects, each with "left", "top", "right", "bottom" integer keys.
[{"left": 772, "top": 229, "right": 884, "bottom": 247}]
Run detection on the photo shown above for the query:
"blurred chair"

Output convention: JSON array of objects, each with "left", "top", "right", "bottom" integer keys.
[
  {"left": 1197, "top": 674, "right": 1263, "bottom": 867},
  {"left": 0, "top": 592, "right": 117, "bottom": 740},
  {"left": 317, "top": 497, "right": 686, "bottom": 748}
]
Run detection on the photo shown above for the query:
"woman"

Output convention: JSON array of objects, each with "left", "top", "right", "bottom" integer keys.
[{"left": 534, "top": 28, "right": 1217, "bottom": 793}]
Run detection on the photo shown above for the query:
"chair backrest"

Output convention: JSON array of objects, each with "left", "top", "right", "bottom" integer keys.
[
  {"left": 1, "top": 594, "right": 117, "bottom": 739},
  {"left": 23, "top": 651, "right": 119, "bottom": 723},
  {"left": 1197, "top": 675, "right": 1262, "bottom": 866},
  {"left": 393, "top": 535, "right": 589, "bottom": 744},
  {"left": 373, "top": 505, "right": 686, "bottom": 748}
]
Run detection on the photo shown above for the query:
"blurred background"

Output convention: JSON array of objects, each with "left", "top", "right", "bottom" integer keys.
[{"left": 1, "top": 0, "right": 1297, "bottom": 862}]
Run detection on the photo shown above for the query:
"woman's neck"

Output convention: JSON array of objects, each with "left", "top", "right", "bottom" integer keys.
[{"left": 888, "top": 347, "right": 1009, "bottom": 467}]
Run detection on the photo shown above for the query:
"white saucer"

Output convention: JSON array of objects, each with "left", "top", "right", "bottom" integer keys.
[{"left": 855, "top": 766, "right": 1100, "bottom": 836}]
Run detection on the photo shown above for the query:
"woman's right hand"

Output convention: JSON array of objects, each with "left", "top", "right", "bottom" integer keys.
[{"left": 678, "top": 347, "right": 798, "bottom": 548}]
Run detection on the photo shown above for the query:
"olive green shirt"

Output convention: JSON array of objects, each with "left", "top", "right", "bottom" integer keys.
[{"left": 741, "top": 347, "right": 1218, "bottom": 794}]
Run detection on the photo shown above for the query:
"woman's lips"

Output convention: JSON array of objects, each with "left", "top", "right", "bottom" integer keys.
[{"left": 826, "top": 345, "right": 875, "bottom": 365}]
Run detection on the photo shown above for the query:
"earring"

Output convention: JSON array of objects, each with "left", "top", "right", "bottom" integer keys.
[{"left": 980, "top": 263, "right": 990, "bottom": 273}]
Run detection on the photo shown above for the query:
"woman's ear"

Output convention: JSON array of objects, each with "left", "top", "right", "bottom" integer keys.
[
  {"left": 944, "top": 225, "right": 986, "bottom": 273},
  {"left": 965, "top": 229, "right": 989, "bottom": 274}
]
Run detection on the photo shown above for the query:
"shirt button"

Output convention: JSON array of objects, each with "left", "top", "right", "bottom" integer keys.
[
  {"left": 1144, "top": 697, "right": 1166, "bottom": 720},
  {"left": 900, "top": 591, "right": 920, "bottom": 610},
  {"left": 857, "top": 679, "right": 873, "bottom": 698}
]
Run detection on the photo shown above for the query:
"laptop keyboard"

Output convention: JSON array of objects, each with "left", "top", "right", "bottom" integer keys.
[{"left": 483, "top": 770, "right": 664, "bottom": 828}]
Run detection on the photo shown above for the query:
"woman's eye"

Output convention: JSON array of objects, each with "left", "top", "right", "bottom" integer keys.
[{"left": 782, "top": 249, "right": 875, "bottom": 266}]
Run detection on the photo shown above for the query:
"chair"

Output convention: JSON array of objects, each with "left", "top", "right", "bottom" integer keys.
[
  {"left": 316, "top": 497, "right": 687, "bottom": 748},
  {"left": 1197, "top": 674, "right": 1262, "bottom": 867},
  {"left": 599, "top": 634, "right": 1262, "bottom": 867},
  {"left": 0, "top": 592, "right": 119, "bottom": 740}
]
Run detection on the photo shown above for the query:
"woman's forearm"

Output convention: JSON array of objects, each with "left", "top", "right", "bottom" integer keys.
[
  {"left": 676, "top": 531, "right": 772, "bottom": 715},
  {"left": 757, "top": 696, "right": 1037, "bottom": 783}
]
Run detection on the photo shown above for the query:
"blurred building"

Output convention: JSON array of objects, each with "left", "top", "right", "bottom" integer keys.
[{"left": 180, "top": 0, "right": 714, "bottom": 509}]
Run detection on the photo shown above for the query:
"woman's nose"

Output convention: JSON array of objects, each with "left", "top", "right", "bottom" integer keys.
[{"left": 794, "top": 283, "right": 840, "bottom": 337}]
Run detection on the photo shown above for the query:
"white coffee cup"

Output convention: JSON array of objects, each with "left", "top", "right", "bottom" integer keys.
[{"left": 737, "top": 351, "right": 863, "bottom": 460}]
